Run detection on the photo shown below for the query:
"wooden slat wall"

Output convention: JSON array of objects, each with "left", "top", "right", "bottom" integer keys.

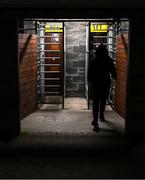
[
  {"left": 19, "top": 33, "right": 38, "bottom": 119},
  {"left": 115, "top": 34, "right": 128, "bottom": 118}
]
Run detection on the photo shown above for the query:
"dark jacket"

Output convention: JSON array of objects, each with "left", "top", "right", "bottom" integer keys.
[{"left": 88, "top": 49, "right": 116, "bottom": 91}]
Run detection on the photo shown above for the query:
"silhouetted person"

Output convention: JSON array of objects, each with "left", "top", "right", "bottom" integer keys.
[{"left": 88, "top": 44, "right": 116, "bottom": 131}]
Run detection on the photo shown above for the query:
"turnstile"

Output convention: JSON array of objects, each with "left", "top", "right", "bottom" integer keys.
[
  {"left": 37, "top": 22, "right": 64, "bottom": 108},
  {"left": 87, "top": 21, "right": 118, "bottom": 109}
]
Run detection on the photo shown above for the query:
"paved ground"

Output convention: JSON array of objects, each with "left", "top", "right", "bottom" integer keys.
[
  {"left": 0, "top": 98, "right": 145, "bottom": 179},
  {"left": 21, "top": 109, "right": 124, "bottom": 135},
  {"left": 21, "top": 98, "right": 125, "bottom": 135}
]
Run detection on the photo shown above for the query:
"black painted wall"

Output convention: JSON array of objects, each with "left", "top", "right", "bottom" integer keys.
[
  {"left": 125, "top": 17, "right": 145, "bottom": 137},
  {"left": 0, "top": 3, "right": 145, "bottom": 138},
  {"left": 0, "top": 17, "right": 20, "bottom": 139}
]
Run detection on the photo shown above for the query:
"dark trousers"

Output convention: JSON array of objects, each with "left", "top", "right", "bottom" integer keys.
[{"left": 92, "top": 86, "right": 109, "bottom": 122}]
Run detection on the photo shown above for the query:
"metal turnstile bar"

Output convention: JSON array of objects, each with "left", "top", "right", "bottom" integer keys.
[
  {"left": 40, "top": 71, "right": 60, "bottom": 73},
  {"left": 40, "top": 85, "right": 60, "bottom": 87},
  {"left": 38, "top": 50, "right": 63, "bottom": 52},
  {"left": 40, "top": 92, "right": 61, "bottom": 94},
  {"left": 37, "top": 35, "right": 61, "bottom": 38},
  {"left": 93, "top": 36, "right": 116, "bottom": 39},
  {"left": 39, "top": 78, "right": 60, "bottom": 80},
  {"left": 38, "top": 57, "right": 61, "bottom": 59},
  {"left": 37, "top": 43, "right": 61, "bottom": 45},
  {"left": 93, "top": 43, "right": 116, "bottom": 46},
  {"left": 39, "top": 64, "right": 60, "bottom": 66}
]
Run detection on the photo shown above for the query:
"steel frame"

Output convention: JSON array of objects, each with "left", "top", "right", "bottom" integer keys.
[{"left": 18, "top": 18, "right": 129, "bottom": 110}]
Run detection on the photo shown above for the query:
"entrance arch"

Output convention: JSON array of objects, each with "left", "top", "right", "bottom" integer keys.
[{"left": 0, "top": 6, "right": 145, "bottom": 138}]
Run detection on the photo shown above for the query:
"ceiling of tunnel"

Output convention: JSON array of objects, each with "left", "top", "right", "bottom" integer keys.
[{"left": 0, "top": 0, "right": 145, "bottom": 8}]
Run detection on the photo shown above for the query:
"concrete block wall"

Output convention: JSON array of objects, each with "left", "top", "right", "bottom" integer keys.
[
  {"left": 65, "top": 22, "right": 86, "bottom": 97},
  {"left": 115, "top": 34, "right": 128, "bottom": 118},
  {"left": 19, "top": 33, "right": 38, "bottom": 119}
]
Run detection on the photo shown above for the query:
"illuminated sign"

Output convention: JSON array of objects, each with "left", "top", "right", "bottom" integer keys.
[
  {"left": 90, "top": 23, "right": 108, "bottom": 32},
  {"left": 45, "top": 22, "right": 63, "bottom": 32}
]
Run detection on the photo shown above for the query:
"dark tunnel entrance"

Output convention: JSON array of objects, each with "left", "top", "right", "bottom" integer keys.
[{"left": 18, "top": 18, "right": 129, "bottom": 135}]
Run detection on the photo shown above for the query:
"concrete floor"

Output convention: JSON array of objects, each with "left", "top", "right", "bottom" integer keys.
[
  {"left": 21, "top": 97, "right": 125, "bottom": 135},
  {"left": 1, "top": 98, "right": 145, "bottom": 179}
]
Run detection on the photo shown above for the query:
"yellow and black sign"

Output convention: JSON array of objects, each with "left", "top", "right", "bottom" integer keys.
[
  {"left": 90, "top": 23, "right": 108, "bottom": 32},
  {"left": 45, "top": 22, "right": 63, "bottom": 32}
]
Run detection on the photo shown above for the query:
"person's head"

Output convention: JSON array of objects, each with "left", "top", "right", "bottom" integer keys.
[{"left": 96, "top": 44, "right": 108, "bottom": 58}]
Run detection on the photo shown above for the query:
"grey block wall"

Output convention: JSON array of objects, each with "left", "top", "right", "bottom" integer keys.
[{"left": 65, "top": 22, "right": 86, "bottom": 97}]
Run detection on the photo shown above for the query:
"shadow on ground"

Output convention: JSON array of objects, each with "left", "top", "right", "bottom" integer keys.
[{"left": 0, "top": 132, "right": 145, "bottom": 179}]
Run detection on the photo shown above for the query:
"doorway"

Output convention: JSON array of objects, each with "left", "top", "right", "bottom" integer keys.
[{"left": 18, "top": 18, "right": 129, "bottom": 134}]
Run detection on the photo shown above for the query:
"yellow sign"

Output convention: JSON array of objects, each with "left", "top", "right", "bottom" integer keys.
[
  {"left": 90, "top": 23, "right": 108, "bottom": 32},
  {"left": 45, "top": 22, "right": 63, "bottom": 32}
]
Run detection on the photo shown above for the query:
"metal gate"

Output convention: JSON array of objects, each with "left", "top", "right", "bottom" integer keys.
[
  {"left": 85, "top": 22, "right": 90, "bottom": 109},
  {"left": 87, "top": 20, "right": 118, "bottom": 109},
  {"left": 37, "top": 21, "right": 64, "bottom": 108},
  {"left": 19, "top": 18, "right": 128, "bottom": 111}
]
